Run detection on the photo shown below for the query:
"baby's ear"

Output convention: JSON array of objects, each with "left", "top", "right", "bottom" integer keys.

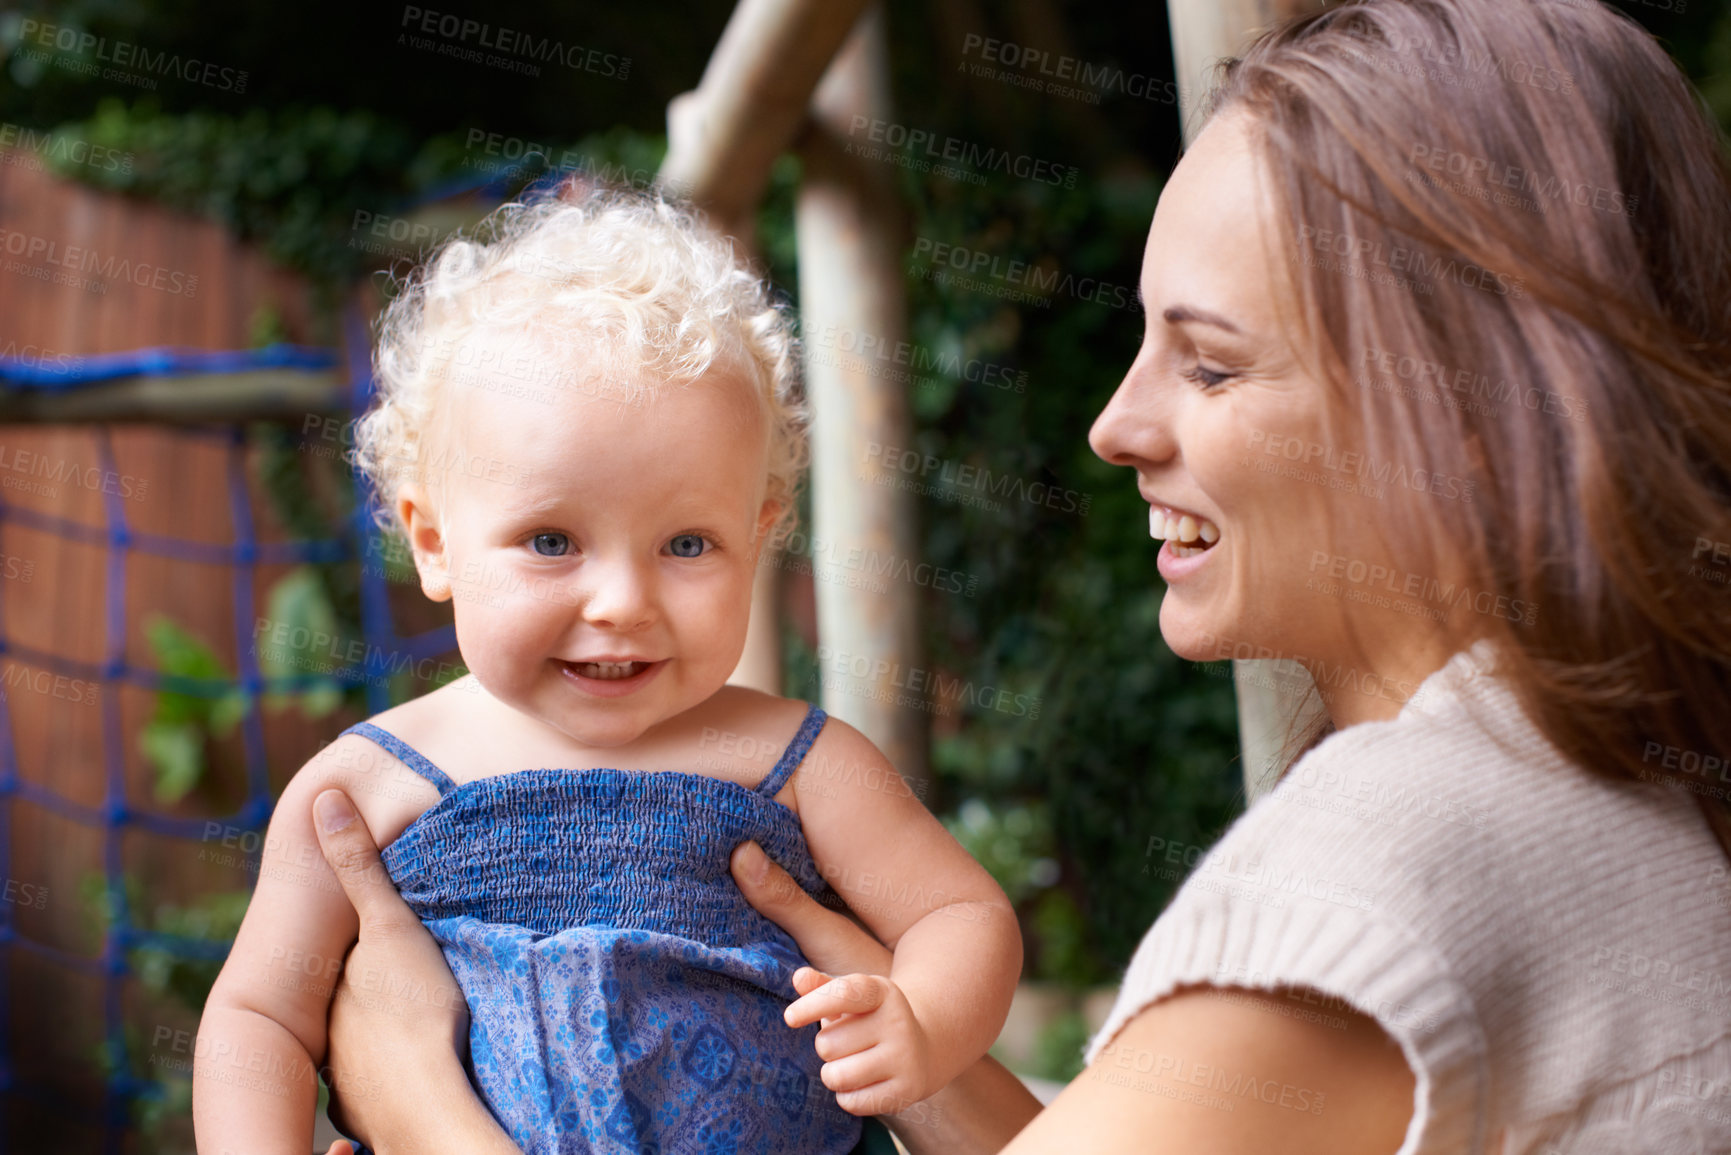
[
  {"left": 397, "top": 483, "right": 452, "bottom": 602},
  {"left": 753, "top": 496, "right": 788, "bottom": 553}
]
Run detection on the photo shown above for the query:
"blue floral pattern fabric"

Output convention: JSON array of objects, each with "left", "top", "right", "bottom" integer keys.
[{"left": 338, "top": 704, "right": 861, "bottom": 1155}]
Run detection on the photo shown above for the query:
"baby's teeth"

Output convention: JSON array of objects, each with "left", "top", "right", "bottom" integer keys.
[
  {"left": 1199, "top": 520, "right": 1220, "bottom": 544},
  {"left": 581, "top": 660, "right": 642, "bottom": 679},
  {"left": 1150, "top": 507, "right": 1167, "bottom": 540},
  {"left": 1177, "top": 515, "right": 1199, "bottom": 543}
]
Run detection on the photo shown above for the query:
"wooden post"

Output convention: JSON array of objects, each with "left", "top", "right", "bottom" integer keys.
[
  {"left": 795, "top": 6, "right": 928, "bottom": 792},
  {"left": 659, "top": 0, "right": 872, "bottom": 246},
  {"left": 1166, "top": 0, "right": 1332, "bottom": 799},
  {"left": 655, "top": 0, "right": 871, "bottom": 695}
]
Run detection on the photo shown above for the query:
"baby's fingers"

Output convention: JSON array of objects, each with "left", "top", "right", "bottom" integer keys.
[
  {"left": 784, "top": 970, "right": 888, "bottom": 1028},
  {"left": 818, "top": 1049, "right": 890, "bottom": 1096},
  {"left": 813, "top": 1016, "right": 881, "bottom": 1063},
  {"left": 791, "top": 965, "right": 831, "bottom": 997},
  {"left": 822, "top": 1058, "right": 924, "bottom": 1117}
]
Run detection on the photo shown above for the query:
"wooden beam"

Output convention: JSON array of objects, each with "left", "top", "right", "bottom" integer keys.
[
  {"left": 795, "top": 6, "right": 927, "bottom": 794},
  {"left": 1166, "top": 0, "right": 1333, "bottom": 798},
  {"left": 657, "top": 0, "right": 872, "bottom": 244},
  {"left": 0, "top": 369, "right": 346, "bottom": 424},
  {"left": 1168, "top": 0, "right": 1331, "bottom": 144}
]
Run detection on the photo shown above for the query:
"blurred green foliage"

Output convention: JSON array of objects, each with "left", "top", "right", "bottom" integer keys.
[
  {"left": 139, "top": 616, "right": 248, "bottom": 804},
  {"left": 41, "top": 100, "right": 439, "bottom": 290}
]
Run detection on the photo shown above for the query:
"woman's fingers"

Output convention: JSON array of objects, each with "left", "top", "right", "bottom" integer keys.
[
  {"left": 313, "top": 789, "right": 416, "bottom": 933},
  {"left": 785, "top": 971, "right": 888, "bottom": 1028},
  {"left": 323, "top": 1143, "right": 356, "bottom": 1155},
  {"left": 314, "top": 788, "right": 468, "bottom": 1023},
  {"left": 730, "top": 841, "right": 893, "bottom": 978},
  {"left": 314, "top": 785, "right": 471, "bottom": 1152}
]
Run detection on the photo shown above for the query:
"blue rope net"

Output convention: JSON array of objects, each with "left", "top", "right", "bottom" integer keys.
[{"left": 0, "top": 328, "right": 456, "bottom": 1150}]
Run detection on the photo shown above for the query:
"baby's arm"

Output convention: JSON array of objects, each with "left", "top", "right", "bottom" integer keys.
[
  {"left": 785, "top": 717, "right": 1022, "bottom": 1114},
  {"left": 192, "top": 744, "right": 372, "bottom": 1154}
]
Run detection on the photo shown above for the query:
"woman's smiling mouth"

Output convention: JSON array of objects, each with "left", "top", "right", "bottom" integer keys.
[{"left": 1148, "top": 504, "right": 1221, "bottom": 559}]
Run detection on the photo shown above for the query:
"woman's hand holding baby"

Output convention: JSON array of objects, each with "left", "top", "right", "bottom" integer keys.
[
  {"left": 735, "top": 839, "right": 945, "bottom": 1111},
  {"left": 732, "top": 838, "right": 1042, "bottom": 1154},
  {"left": 313, "top": 788, "right": 520, "bottom": 1155},
  {"left": 786, "top": 966, "right": 937, "bottom": 1115}
]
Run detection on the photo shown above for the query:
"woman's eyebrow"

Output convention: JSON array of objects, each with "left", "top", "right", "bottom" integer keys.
[{"left": 1162, "top": 304, "right": 1242, "bottom": 334}]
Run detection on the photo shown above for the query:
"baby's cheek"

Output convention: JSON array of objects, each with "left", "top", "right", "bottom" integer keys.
[{"left": 450, "top": 598, "right": 544, "bottom": 687}]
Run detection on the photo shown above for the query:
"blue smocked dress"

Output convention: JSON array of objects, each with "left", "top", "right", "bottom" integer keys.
[{"left": 337, "top": 704, "right": 863, "bottom": 1155}]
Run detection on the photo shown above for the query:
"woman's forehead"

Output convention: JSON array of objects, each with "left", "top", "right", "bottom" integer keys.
[{"left": 1144, "top": 112, "right": 1283, "bottom": 332}]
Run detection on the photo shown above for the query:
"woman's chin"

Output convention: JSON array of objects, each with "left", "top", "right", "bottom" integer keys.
[{"left": 1157, "top": 601, "right": 1228, "bottom": 664}]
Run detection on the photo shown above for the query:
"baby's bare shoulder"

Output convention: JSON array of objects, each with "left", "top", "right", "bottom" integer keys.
[
  {"left": 677, "top": 687, "right": 820, "bottom": 801},
  {"left": 289, "top": 729, "right": 444, "bottom": 850}
]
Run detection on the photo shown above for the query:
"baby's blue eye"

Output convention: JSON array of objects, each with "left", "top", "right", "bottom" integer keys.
[
  {"left": 669, "top": 534, "right": 706, "bottom": 558},
  {"left": 530, "top": 533, "right": 570, "bottom": 557}
]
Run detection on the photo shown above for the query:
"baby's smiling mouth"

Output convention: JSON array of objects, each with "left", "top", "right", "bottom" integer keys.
[{"left": 566, "top": 659, "right": 657, "bottom": 680}]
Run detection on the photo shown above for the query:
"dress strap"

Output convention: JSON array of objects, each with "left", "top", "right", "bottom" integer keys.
[
  {"left": 340, "top": 721, "right": 457, "bottom": 797},
  {"left": 755, "top": 703, "right": 827, "bottom": 798}
]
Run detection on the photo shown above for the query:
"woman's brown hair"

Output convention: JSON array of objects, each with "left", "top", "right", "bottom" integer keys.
[{"left": 1212, "top": 0, "right": 1731, "bottom": 848}]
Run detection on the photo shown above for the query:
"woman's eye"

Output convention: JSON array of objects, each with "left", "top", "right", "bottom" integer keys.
[
  {"left": 1181, "top": 363, "right": 1236, "bottom": 391},
  {"left": 669, "top": 534, "right": 707, "bottom": 558},
  {"left": 529, "top": 533, "right": 570, "bottom": 557}
]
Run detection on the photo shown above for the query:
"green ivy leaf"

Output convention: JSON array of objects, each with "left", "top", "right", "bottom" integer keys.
[
  {"left": 141, "top": 720, "right": 203, "bottom": 805},
  {"left": 207, "top": 690, "right": 251, "bottom": 738},
  {"left": 300, "top": 683, "right": 344, "bottom": 718},
  {"left": 138, "top": 615, "right": 250, "bottom": 800},
  {"left": 260, "top": 566, "right": 346, "bottom": 710},
  {"left": 144, "top": 615, "right": 232, "bottom": 727}
]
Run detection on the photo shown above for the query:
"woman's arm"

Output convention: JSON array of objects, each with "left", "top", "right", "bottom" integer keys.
[
  {"left": 1000, "top": 984, "right": 1414, "bottom": 1154},
  {"left": 729, "top": 840, "right": 1417, "bottom": 1155},
  {"left": 310, "top": 788, "right": 521, "bottom": 1155}
]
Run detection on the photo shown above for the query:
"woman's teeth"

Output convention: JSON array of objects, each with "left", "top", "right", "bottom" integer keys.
[
  {"left": 1149, "top": 507, "right": 1221, "bottom": 556},
  {"left": 577, "top": 661, "right": 647, "bottom": 679}
]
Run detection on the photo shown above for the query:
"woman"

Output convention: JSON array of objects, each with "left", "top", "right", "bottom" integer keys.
[{"left": 311, "top": 0, "right": 1731, "bottom": 1150}]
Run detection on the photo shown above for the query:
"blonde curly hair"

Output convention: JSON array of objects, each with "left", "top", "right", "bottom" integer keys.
[{"left": 351, "top": 182, "right": 807, "bottom": 537}]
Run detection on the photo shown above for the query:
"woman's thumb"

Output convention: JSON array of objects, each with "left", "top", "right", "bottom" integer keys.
[
  {"left": 729, "top": 841, "right": 892, "bottom": 977},
  {"left": 312, "top": 788, "right": 397, "bottom": 920},
  {"left": 731, "top": 840, "right": 805, "bottom": 906}
]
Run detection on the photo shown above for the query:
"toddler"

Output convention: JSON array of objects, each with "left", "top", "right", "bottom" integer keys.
[{"left": 192, "top": 185, "right": 1022, "bottom": 1154}]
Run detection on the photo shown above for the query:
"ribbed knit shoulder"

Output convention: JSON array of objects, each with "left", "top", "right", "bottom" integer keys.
[{"left": 1085, "top": 642, "right": 1731, "bottom": 1153}]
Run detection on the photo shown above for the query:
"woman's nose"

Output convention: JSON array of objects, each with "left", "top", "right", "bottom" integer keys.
[{"left": 1090, "top": 353, "right": 1172, "bottom": 468}]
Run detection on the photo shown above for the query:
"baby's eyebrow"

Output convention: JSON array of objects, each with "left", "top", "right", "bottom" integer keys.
[{"left": 505, "top": 492, "right": 569, "bottom": 518}]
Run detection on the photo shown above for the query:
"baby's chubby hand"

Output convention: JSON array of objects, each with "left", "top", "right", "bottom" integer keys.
[{"left": 785, "top": 965, "right": 936, "bottom": 1116}]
